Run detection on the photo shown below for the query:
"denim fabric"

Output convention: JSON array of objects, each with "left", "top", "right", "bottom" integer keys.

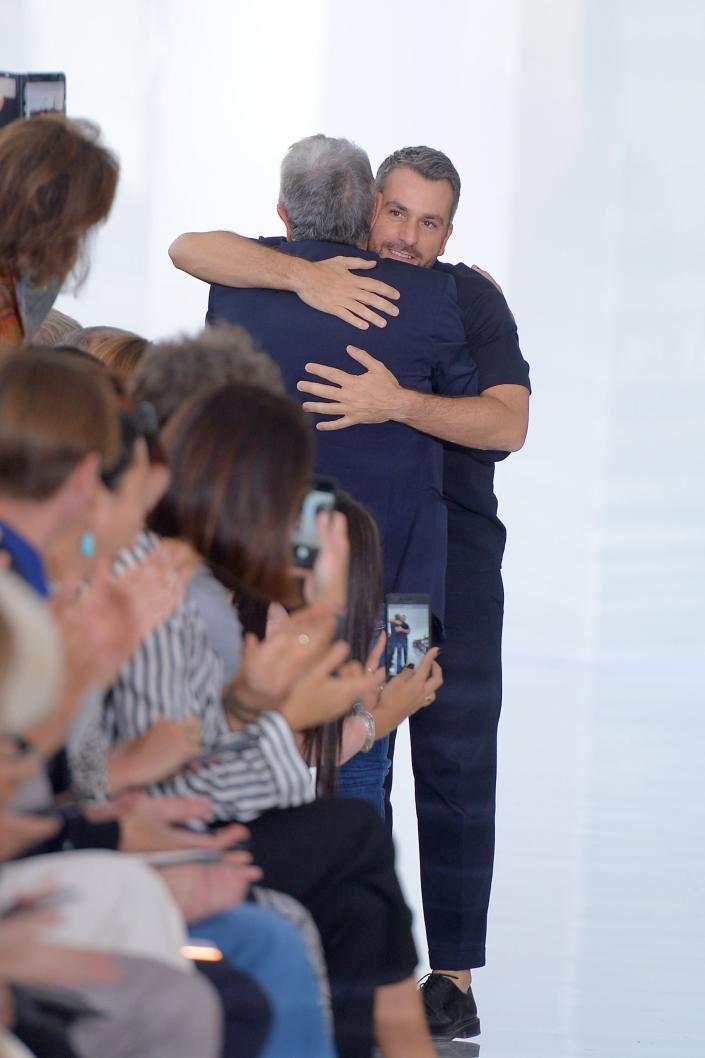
[{"left": 190, "top": 901, "right": 336, "bottom": 1058}]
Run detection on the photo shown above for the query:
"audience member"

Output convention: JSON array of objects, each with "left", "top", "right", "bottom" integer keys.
[
  {"left": 100, "top": 373, "right": 433, "bottom": 1057},
  {"left": 0, "top": 116, "right": 118, "bottom": 345},
  {"left": 63, "top": 325, "right": 149, "bottom": 382},
  {"left": 32, "top": 308, "right": 81, "bottom": 346}
]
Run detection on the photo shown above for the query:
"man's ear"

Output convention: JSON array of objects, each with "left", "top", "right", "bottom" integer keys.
[
  {"left": 60, "top": 452, "right": 100, "bottom": 515},
  {"left": 438, "top": 222, "right": 453, "bottom": 258},
  {"left": 277, "top": 203, "right": 293, "bottom": 241}
]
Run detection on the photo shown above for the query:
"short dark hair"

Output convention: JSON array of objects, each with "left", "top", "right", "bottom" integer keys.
[
  {"left": 375, "top": 146, "right": 461, "bottom": 223},
  {"left": 150, "top": 382, "right": 312, "bottom": 602},
  {"left": 130, "top": 323, "right": 283, "bottom": 426},
  {"left": 0, "top": 346, "right": 120, "bottom": 499},
  {"left": 0, "top": 115, "right": 118, "bottom": 285}
]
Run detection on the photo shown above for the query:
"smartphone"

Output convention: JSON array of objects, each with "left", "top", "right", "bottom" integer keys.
[
  {"left": 0, "top": 72, "right": 66, "bottom": 129},
  {"left": 385, "top": 593, "right": 431, "bottom": 677},
  {"left": 291, "top": 476, "right": 337, "bottom": 568},
  {"left": 143, "top": 850, "right": 225, "bottom": 868}
]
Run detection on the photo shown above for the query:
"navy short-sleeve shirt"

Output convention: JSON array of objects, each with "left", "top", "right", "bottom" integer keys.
[{"left": 435, "top": 261, "right": 531, "bottom": 571}]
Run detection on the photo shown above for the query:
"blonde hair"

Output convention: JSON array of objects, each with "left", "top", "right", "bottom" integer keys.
[{"left": 64, "top": 325, "right": 148, "bottom": 383}]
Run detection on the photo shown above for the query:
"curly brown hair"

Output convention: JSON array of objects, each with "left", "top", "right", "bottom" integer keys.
[{"left": 0, "top": 115, "right": 119, "bottom": 285}]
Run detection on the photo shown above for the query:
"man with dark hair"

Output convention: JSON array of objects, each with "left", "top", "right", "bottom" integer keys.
[{"left": 169, "top": 141, "right": 530, "bottom": 1043}]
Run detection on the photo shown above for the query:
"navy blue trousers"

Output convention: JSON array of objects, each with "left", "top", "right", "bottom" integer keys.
[{"left": 385, "top": 567, "right": 504, "bottom": 970}]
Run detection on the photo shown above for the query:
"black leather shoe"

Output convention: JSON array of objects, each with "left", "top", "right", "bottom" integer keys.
[{"left": 420, "top": 973, "right": 481, "bottom": 1040}]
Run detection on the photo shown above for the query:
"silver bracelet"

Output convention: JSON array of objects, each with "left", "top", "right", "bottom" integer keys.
[{"left": 353, "top": 702, "right": 376, "bottom": 752}]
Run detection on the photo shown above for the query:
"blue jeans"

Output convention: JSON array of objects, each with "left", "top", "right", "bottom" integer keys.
[
  {"left": 337, "top": 734, "right": 390, "bottom": 818},
  {"left": 337, "top": 612, "right": 390, "bottom": 818},
  {"left": 391, "top": 641, "right": 408, "bottom": 673},
  {"left": 190, "top": 902, "right": 336, "bottom": 1058}
]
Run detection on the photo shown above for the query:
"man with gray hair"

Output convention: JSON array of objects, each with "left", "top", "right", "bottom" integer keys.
[{"left": 205, "top": 131, "right": 479, "bottom": 805}]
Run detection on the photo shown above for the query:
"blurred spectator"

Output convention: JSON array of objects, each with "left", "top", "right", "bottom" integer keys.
[
  {"left": 130, "top": 322, "right": 283, "bottom": 423},
  {"left": 0, "top": 115, "right": 118, "bottom": 345},
  {"left": 63, "top": 326, "right": 148, "bottom": 383},
  {"left": 33, "top": 308, "right": 81, "bottom": 346}
]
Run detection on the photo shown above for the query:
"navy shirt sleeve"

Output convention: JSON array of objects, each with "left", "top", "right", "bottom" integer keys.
[
  {"left": 428, "top": 279, "right": 480, "bottom": 397},
  {"left": 437, "top": 261, "right": 531, "bottom": 394}
]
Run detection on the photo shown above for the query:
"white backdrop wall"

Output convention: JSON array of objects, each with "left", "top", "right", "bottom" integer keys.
[{"left": 3, "top": 2, "right": 704, "bottom": 1051}]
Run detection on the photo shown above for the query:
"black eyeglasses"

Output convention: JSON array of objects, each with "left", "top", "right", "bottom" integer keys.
[{"left": 101, "top": 401, "right": 161, "bottom": 490}]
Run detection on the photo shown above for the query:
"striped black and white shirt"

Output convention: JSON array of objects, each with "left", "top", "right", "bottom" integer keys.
[{"left": 104, "top": 533, "right": 314, "bottom": 822}]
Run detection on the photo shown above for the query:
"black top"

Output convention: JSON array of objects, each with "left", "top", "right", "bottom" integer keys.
[
  {"left": 208, "top": 240, "right": 478, "bottom": 620},
  {"left": 436, "top": 261, "right": 531, "bottom": 571}
]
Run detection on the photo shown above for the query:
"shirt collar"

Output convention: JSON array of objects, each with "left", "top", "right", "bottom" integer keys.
[{"left": 0, "top": 520, "right": 49, "bottom": 598}]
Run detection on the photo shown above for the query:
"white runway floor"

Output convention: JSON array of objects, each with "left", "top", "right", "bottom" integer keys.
[{"left": 391, "top": 658, "right": 705, "bottom": 1058}]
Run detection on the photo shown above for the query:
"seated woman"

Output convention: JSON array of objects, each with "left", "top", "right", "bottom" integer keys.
[{"left": 106, "top": 379, "right": 437, "bottom": 1058}]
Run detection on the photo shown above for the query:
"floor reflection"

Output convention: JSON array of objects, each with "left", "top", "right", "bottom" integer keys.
[{"left": 392, "top": 664, "right": 705, "bottom": 1058}]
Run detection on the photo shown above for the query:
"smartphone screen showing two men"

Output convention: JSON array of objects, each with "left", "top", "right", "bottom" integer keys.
[{"left": 385, "top": 594, "right": 431, "bottom": 676}]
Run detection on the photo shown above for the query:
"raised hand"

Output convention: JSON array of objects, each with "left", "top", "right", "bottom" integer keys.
[
  {"left": 297, "top": 509, "right": 349, "bottom": 611},
  {"left": 371, "top": 647, "right": 443, "bottom": 739},
  {"left": 230, "top": 605, "right": 339, "bottom": 713},
  {"left": 278, "top": 641, "right": 381, "bottom": 732}
]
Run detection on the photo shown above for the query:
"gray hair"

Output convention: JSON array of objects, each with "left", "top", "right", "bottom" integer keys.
[
  {"left": 375, "top": 146, "right": 461, "bottom": 223},
  {"left": 130, "top": 322, "right": 283, "bottom": 426},
  {"left": 279, "top": 134, "right": 375, "bottom": 245}
]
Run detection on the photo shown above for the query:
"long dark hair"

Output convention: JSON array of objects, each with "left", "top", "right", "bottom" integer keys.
[
  {"left": 306, "top": 489, "right": 384, "bottom": 795},
  {"left": 150, "top": 382, "right": 312, "bottom": 602}
]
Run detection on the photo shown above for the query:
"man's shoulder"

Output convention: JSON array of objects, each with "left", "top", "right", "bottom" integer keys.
[
  {"left": 436, "top": 260, "right": 516, "bottom": 329},
  {"left": 436, "top": 260, "right": 507, "bottom": 305},
  {"left": 374, "top": 256, "right": 456, "bottom": 298}
]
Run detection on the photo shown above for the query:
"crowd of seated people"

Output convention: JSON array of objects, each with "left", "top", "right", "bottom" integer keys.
[{"left": 0, "top": 114, "right": 443, "bottom": 1057}]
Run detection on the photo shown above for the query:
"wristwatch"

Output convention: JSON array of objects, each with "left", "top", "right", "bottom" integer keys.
[{"left": 353, "top": 702, "right": 376, "bottom": 752}]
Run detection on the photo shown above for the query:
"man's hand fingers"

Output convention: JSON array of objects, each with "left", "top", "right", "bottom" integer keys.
[
  {"left": 316, "top": 416, "right": 357, "bottom": 432},
  {"left": 471, "top": 263, "right": 503, "bottom": 293},
  {"left": 352, "top": 290, "right": 400, "bottom": 317},
  {"left": 342, "top": 256, "right": 378, "bottom": 271},
  {"left": 302, "top": 362, "right": 350, "bottom": 386},
  {"left": 301, "top": 401, "right": 346, "bottom": 416},
  {"left": 345, "top": 346, "right": 379, "bottom": 369},
  {"left": 335, "top": 307, "right": 370, "bottom": 330},
  {"left": 355, "top": 278, "right": 400, "bottom": 301},
  {"left": 346, "top": 302, "right": 388, "bottom": 328},
  {"left": 297, "top": 380, "right": 343, "bottom": 400}
]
